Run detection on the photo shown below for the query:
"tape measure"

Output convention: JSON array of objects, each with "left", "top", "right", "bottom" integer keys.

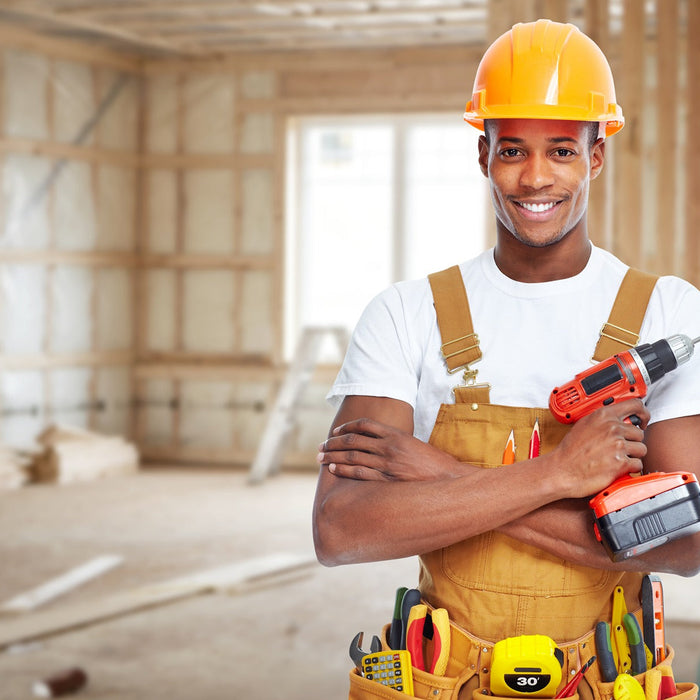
[{"left": 491, "top": 635, "right": 564, "bottom": 698}]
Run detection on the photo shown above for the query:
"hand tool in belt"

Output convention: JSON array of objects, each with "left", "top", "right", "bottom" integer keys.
[
  {"left": 622, "top": 613, "right": 646, "bottom": 675},
  {"left": 555, "top": 656, "right": 596, "bottom": 698},
  {"left": 614, "top": 674, "right": 645, "bottom": 700},
  {"left": 611, "top": 586, "right": 631, "bottom": 673},
  {"left": 405, "top": 604, "right": 451, "bottom": 675},
  {"left": 399, "top": 588, "right": 421, "bottom": 650},
  {"left": 595, "top": 621, "right": 617, "bottom": 682},
  {"left": 349, "top": 631, "right": 382, "bottom": 670},
  {"left": 389, "top": 586, "right": 408, "bottom": 650},
  {"left": 641, "top": 574, "right": 666, "bottom": 665}
]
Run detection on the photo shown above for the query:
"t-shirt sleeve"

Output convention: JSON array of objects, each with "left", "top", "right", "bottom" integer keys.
[
  {"left": 327, "top": 284, "right": 421, "bottom": 410},
  {"left": 646, "top": 278, "right": 700, "bottom": 424}
]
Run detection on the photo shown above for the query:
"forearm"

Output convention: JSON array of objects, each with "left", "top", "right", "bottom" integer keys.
[
  {"left": 498, "top": 499, "right": 700, "bottom": 576},
  {"left": 314, "top": 458, "right": 566, "bottom": 565}
]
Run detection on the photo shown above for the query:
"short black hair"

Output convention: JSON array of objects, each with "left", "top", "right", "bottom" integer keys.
[{"left": 483, "top": 120, "right": 600, "bottom": 147}]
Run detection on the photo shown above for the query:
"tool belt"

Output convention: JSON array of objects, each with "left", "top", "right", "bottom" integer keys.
[{"left": 348, "top": 612, "right": 698, "bottom": 700}]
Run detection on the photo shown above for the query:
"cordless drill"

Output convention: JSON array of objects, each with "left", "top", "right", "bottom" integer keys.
[{"left": 549, "top": 334, "right": 700, "bottom": 561}]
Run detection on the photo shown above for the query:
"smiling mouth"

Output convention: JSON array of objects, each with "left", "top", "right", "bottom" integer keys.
[{"left": 517, "top": 201, "right": 558, "bottom": 213}]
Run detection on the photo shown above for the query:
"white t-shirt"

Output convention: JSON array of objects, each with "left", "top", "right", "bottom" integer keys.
[{"left": 328, "top": 246, "right": 700, "bottom": 442}]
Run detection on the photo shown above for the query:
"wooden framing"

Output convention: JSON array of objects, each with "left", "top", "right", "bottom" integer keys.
[
  {"left": 686, "top": 0, "right": 700, "bottom": 286},
  {"left": 0, "top": 35, "right": 139, "bottom": 445}
]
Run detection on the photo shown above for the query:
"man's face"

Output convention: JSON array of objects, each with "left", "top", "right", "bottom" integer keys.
[{"left": 478, "top": 119, "right": 604, "bottom": 248}]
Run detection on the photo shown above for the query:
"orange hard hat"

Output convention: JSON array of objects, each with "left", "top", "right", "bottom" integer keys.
[{"left": 464, "top": 19, "right": 624, "bottom": 137}]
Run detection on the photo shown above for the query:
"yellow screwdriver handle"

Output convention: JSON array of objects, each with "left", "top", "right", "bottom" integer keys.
[{"left": 613, "top": 674, "right": 645, "bottom": 700}]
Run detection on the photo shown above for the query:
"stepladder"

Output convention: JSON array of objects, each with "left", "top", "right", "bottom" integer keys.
[{"left": 248, "top": 326, "right": 349, "bottom": 484}]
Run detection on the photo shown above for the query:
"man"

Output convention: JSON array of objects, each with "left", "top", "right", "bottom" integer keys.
[{"left": 312, "top": 19, "right": 700, "bottom": 700}]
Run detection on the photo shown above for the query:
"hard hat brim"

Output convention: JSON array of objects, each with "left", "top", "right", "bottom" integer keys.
[{"left": 463, "top": 104, "right": 624, "bottom": 138}]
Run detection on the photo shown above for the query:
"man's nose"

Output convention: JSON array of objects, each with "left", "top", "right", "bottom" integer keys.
[{"left": 519, "top": 154, "right": 554, "bottom": 189}]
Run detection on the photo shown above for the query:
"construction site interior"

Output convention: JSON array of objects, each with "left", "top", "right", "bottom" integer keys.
[{"left": 0, "top": 1, "right": 699, "bottom": 699}]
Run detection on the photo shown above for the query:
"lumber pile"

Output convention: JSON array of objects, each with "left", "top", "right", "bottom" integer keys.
[
  {"left": 0, "top": 444, "right": 31, "bottom": 490},
  {"left": 30, "top": 425, "right": 139, "bottom": 485}
]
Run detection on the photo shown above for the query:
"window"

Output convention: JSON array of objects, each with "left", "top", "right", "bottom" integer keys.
[{"left": 286, "top": 114, "right": 488, "bottom": 358}]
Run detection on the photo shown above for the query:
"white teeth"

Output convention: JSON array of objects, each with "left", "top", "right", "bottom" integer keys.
[{"left": 520, "top": 201, "right": 555, "bottom": 213}]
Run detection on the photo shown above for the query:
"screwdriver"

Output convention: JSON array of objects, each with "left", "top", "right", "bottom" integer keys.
[{"left": 555, "top": 656, "right": 596, "bottom": 698}]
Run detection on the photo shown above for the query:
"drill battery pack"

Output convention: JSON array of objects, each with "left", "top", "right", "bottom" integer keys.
[{"left": 590, "top": 472, "right": 700, "bottom": 561}]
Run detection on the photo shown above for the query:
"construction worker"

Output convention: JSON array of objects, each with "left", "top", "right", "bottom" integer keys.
[{"left": 312, "top": 20, "right": 700, "bottom": 700}]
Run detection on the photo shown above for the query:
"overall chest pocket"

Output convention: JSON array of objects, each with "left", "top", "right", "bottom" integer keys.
[{"left": 427, "top": 402, "right": 616, "bottom": 596}]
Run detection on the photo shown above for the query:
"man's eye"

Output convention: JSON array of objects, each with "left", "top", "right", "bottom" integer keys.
[
  {"left": 501, "top": 148, "right": 520, "bottom": 157},
  {"left": 555, "top": 148, "right": 575, "bottom": 157}
]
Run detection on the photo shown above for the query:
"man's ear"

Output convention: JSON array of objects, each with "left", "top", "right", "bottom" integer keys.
[
  {"left": 478, "top": 135, "right": 490, "bottom": 177},
  {"left": 590, "top": 138, "right": 606, "bottom": 180}
]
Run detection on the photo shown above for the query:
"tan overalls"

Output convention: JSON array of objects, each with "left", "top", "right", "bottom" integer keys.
[{"left": 349, "top": 265, "right": 698, "bottom": 700}]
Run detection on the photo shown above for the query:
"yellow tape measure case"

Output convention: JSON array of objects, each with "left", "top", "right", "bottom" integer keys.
[{"left": 490, "top": 635, "right": 564, "bottom": 698}]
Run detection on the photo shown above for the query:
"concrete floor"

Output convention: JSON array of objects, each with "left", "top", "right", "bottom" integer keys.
[{"left": 0, "top": 469, "right": 698, "bottom": 699}]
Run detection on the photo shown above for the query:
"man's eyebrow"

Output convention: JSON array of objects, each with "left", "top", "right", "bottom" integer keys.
[{"left": 497, "top": 136, "right": 579, "bottom": 144}]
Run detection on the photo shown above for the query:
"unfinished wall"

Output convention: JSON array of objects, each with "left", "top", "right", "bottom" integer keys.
[
  {"left": 0, "top": 38, "right": 140, "bottom": 451},
  {"left": 133, "top": 61, "right": 283, "bottom": 465},
  {"left": 132, "top": 45, "right": 476, "bottom": 466}
]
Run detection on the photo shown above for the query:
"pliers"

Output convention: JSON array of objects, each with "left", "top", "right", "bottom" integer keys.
[
  {"left": 595, "top": 616, "right": 646, "bottom": 682},
  {"left": 405, "top": 604, "right": 451, "bottom": 675}
]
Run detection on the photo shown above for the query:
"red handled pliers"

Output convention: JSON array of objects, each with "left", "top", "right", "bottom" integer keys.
[{"left": 405, "top": 604, "right": 450, "bottom": 676}]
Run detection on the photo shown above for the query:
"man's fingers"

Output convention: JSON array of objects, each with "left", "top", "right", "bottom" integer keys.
[
  {"left": 318, "top": 447, "right": 385, "bottom": 470},
  {"left": 332, "top": 417, "right": 393, "bottom": 438},
  {"left": 610, "top": 398, "right": 650, "bottom": 426},
  {"left": 327, "top": 462, "right": 387, "bottom": 481},
  {"left": 320, "top": 431, "right": 385, "bottom": 456}
]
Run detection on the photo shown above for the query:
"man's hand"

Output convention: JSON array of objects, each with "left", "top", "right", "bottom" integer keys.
[
  {"left": 552, "top": 398, "right": 650, "bottom": 499},
  {"left": 318, "top": 417, "right": 464, "bottom": 481}
]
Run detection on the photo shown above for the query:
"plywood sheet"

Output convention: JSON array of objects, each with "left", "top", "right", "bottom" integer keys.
[
  {"left": 140, "top": 378, "right": 174, "bottom": 446},
  {"left": 54, "top": 160, "right": 97, "bottom": 250},
  {"left": 96, "top": 268, "right": 133, "bottom": 351},
  {"left": 1, "top": 154, "right": 52, "bottom": 249},
  {"left": 53, "top": 59, "right": 95, "bottom": 146},
  {"left": 183, "top": 170, "right": 235, "bottom": 255},
  {"left": 3, "top": 49, "right": 49, "bottom": 140},
  {"left": 97, "top": 69, "right": 139, "bottom": 152},
  {"left": 50, "top": 266, "right": 92, "bottom": 354},
  {"left": 241, "top": 71, "right": 276, "bottom": 100},
  {"left": 182, "top": 73, "right": 235, "bottom": 154},
  {"left": 240, "top": 169, "right": 274, "bottom": 255},
  {"left": 180, "top": 380, "right": 233, "bottom": 449},
  {"left": 48, "top": 367, "right": 91, "bottom": 429},
  {"left": 145, "top": 269, "right": 176, "bottom": 352},
  {"left": 145, "top": 73, "right": 178, "bottom": 154},
  {"left": 182, "top": 270, "right": 235, "bottom": 352},
  {"left": 0, "top": 265, "right": 46, "bottom": 355},
  {"left": 0, "top": 370, "right": 45, "bottom": 450},
  {"left": 240, "top": 113, "right": 274, "bottom": 154},
  {"left": 146, "top": 170, "right": 178, "bottom": 254},
  {"left": 97, "top": 165, "right": 136, "bottom": 251},
  {"left": 94, "top": 365, "right": 132, "bottom": 437},
  {"left": 239, "top": 270, "right": 273, "bottom": 356}
]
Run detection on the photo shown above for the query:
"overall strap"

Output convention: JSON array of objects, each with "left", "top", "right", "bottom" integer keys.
[
  {"left": 428, "top": 265, "right": 490, "bottom": 404},
  {"left": 593, "top": 268, "right": 659, "bottom": 361}
]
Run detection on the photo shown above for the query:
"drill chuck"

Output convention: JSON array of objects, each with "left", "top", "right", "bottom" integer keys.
[
  {"left": 667, "top": 333, "right": 698, "bottom": 367},
  {"left": 629, "top": 334, "right": 698, "bottom": 387}
]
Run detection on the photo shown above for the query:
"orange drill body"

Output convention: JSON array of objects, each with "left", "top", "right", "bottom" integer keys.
[{"left": 549, "top": 351, "right": 648, "bottom": 424}]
